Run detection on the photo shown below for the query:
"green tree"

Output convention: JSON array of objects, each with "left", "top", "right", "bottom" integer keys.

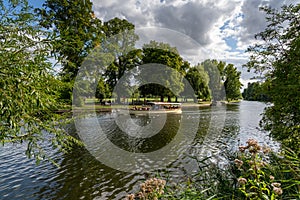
[
  {"left": 242, "top": 81, "right": 271, "bottom": 101},
  {"left": 223, "top": 64, "right": 242, "bottom": 101},
  {"left": 141, "top": 41, "right": 187, "bottom": 102},
  {"left": 242, "top": 82, "right": 260, "bottom": 101},
  {"left": 37, "top": 0, "right": 103, "bottom": 81},
  {"left": 245, "top": 4, "right": 300, "bottom": 152},
  {"left": 185, "top": 64, "right": 210, "bottom": 101},
  {"left": 202, "top": 59, "right": 225, "bottom": 101},
  {"left": 102, "top": 18, "right": 141, "bottom": 103},
  {"left": 0, "top": 0, "right": 80, "bottom": 163},
  {"left": 95, "top": 78, "right": 111, "bottom": 103}
]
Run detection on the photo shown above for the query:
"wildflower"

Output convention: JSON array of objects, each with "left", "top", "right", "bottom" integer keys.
[
  {"left": 238, "top": 177, "right": 247, "bottom": 185},
  {"left": 247, "top": 139, "right": 258, "bottom": 147},
  {"left": 129, "top": 178, "right": 166, "bottom": 199},
  {"left": 272, "top": 182, "right": 281, "bottom": 188},
  {"left": 273, "top": 187, "right": 283, "bottom": 195},
  {"left": 249, "top": 145, "right": 261, "bottom": 154},
  {"left": 234, "top": 159, "right": 244, "bottom": 168},
  {"left": 262, "top": 146, "right": 271, "bottom": 154},
  {"left": 270, "top": 175, "right": 275, "bottom": 180},
  {"left": 126, "top": 194, "right": 135, "bottom": 200},
  {"left": 137, "top": 192, "right": 144, "bottom": 198},
  {"left": 140, "top": 183, "right": 146, "bottom": 192},
  {"left": 239, "top": 146, "right": 247, "bottom": 152},
  {"left": 246, "top": 139, "right": 260, "bottom": 152},
  {"left": 253, "top": 164, "right": 261, "bottom": 171}
]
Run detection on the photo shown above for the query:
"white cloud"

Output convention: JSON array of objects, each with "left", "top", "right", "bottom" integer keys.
[
  {"left": 236, "top": 0, "right": 300, "bottom": 50},
  {"left": 91, "top": 0, "right": 299, "bottom": 87}
]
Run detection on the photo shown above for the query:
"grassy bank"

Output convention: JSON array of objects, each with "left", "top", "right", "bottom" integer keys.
[{"left": 58, "top": 99, "right": 213, "bottom": 113}]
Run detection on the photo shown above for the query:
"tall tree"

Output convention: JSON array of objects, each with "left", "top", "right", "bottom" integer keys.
[
  {"left": 202, "top": 59, "right": 226, "bottom": 101},
  {"left": 37, "top": 0, "right": 103, "bottom": 81},
  {"left": 223, "top": 64, "right": 242, "bottom": 101},
  {"left": 245, "top": 4, "right": 300, "bottom": 152},
  {"left": 141, "top": 41, "right": 187, "bottom": 102},
  {"left": 0, "top": 0, "right": 80, "bottom": 163},
  {"left": 102, "top": 18, "right": 141, "bottom": 103},
  {"left": 185, "top": 64, "right": 210, "bottom": 101}
]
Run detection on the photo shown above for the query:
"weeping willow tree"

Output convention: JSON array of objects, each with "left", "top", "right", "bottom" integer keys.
[{"left": 0, "top": 0, "right": 81, "bottom": 164}]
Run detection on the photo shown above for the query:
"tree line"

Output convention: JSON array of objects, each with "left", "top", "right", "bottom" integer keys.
[
  {"left": 2, "top": 0, "right": 298, "bottom": 160},
  {"left": 242, "top": 81, "right": 271, "bottom": 102},
  {"left": 96, "top": 47, "right": 243, "bottom": 104}
]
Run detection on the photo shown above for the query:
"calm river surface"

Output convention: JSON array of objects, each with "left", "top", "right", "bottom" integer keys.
[{"left": 0, "top": 101, "right": 279, "bottom": 200}]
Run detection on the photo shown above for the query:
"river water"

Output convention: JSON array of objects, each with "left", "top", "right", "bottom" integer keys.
[{"left": 0, "top": 101, "right": 279, "bottom": 200}]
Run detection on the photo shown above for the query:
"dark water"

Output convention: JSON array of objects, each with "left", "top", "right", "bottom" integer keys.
[{"left": 0, "top": 101, "right": 279, "bottom": 200}]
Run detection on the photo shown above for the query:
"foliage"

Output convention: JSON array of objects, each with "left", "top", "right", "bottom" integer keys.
[
  {"left": 39, "top": 1, "right": 140, "bottom": 104},
  {"left": 0, "top": 0, "right": 81, "bottom": 163},
  {"left": 37, "top": 0, "right": 103, "bottom": 81},
  {"left": 242, "top": 81, "right": 271, "bottom": 102},
  {"left": 234, "top": 139, "right": 283, "bottom": 200},
  {"left": 215, "top": 140, "right": 300, "bottom": 200},
  {"left": 185, "top": 64, "right": 210, "bottom": 101},
  {"left": 56, "top": 80, "right": 73, "bottom": 104},
  {"left": 161, "top": 177, "right": 217, "bottom": 200},
  {"left": 95, "top": 78, "right": 111, "bottom": 102},
  {"left": 140, "top": 41, "right": 187, "bottom": 102},
  {"left": 102, "top": 18, "right": 141, "bottom": 103},
  {"left": 126, "top": 175, "right": 216, "bottom": 200},
  {"left": 126, "top": 138, "right": 299, "bottom": 199},
  {"left": 201, "top": 59, "right": 242, "bottom": 101},
  {"left": 202, "top": 59, "right": 226, "bottom": 101},
  {"left": 245, "top": 4, "right": 300, "bottom": 153},
  {"left": 223, "top": 64, "right": 242, "bottom": 101},
  {"left": 269, "top": 148, "right": 300, "bottom": 199}
]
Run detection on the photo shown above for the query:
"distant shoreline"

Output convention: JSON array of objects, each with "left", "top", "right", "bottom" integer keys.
[{"left": 56, "top": 102, "right": 213, "bottom": 114}]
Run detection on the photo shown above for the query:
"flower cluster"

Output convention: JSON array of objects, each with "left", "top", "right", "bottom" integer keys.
[
  {"left": 272, "top": 182, "right": 283, "bottom": 195},
  {"left": 237, "top": 177, "right": 247, "bottom": 185},
  {"left": 126, "top": 178, "right": 166, "bottom": 200},
  {"left": 234, "top": 159, "right": 243, "bottom": 169},
  {"left": 235, "top": 139, "right": 283, "bottom": 199},
  {"left": 238, "top": 138, "right": 261, "bottom": 154}
]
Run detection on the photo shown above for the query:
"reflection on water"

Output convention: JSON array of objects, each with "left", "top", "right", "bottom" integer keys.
[
  {"left": 104, "top": 114, "right": 181, "bottom": 153},
  {"left": 0, "top": 101, "right": 279, "bottom": 199}
]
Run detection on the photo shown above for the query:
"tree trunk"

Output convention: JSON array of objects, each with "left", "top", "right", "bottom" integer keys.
[
  {"left": 160, "top": 95, "right": 164, "bottom": 102},
  {"left": 194, "top": 97, "right": 198, "bottom": 103},
  {"left": 168, "top": 96, "right": 171, "bottom": 102}
]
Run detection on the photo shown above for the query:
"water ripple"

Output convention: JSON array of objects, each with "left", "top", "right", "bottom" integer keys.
[{"left": 0, "top": 101, "right": 279, "bottom": 199}]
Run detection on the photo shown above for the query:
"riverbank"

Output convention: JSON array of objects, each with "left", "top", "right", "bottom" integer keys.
[{"left": 56, "top": 102, "right": 213, "bottom": 114}]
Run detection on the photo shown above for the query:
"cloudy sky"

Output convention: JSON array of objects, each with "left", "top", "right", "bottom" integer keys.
[
  {"left": 91, "top": 0, "right": 299, "bottom": 85},
  {"left": 29, "top": 0, "right": 299, "bottom": 86}
]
